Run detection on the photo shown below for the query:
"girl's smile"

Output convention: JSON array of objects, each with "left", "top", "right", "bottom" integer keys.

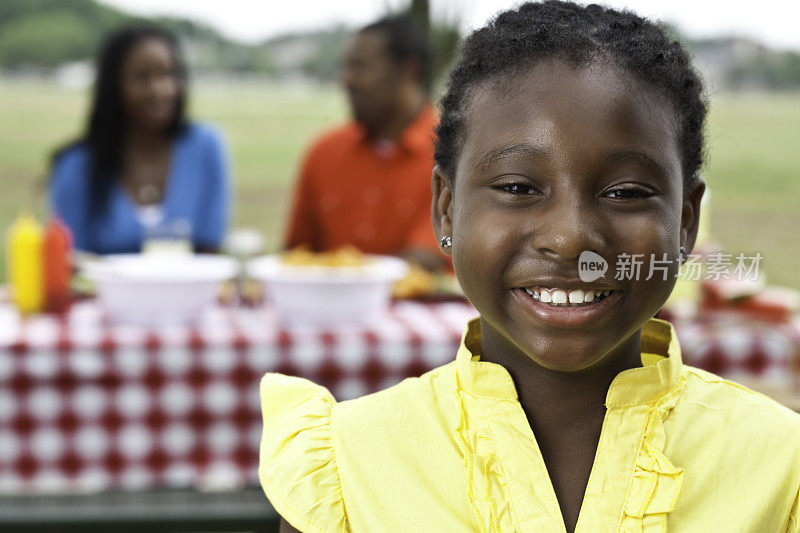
[
  {"left": 433, "top": 58, "right": 705, "bottom": 373},
  {"left": 512, "top": 285, "right": 622, "bottom": 328}
]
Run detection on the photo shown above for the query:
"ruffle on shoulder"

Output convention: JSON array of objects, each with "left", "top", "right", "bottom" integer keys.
[
  {"left": 619, "top": 382, "right": 685, "bottom": 532},
  {"left": 258, "top": 373, "right": 349, "bottom": 533}
]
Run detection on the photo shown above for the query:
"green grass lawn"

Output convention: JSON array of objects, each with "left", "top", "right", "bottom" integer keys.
[{"left": 1, "top": 81, "right": 799, "bottom": 289}]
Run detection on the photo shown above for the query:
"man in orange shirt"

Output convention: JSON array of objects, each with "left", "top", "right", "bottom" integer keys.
[{"left": 285, "top": 16, "right": 448, "bottom": 271}]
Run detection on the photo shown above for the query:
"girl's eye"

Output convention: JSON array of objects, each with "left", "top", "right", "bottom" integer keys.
[
  {"left": 497, "top": 183, "right": 539, "bottom": 195},
  {"left": 603, "top": 187, "right": 655, "bottom": 200}
]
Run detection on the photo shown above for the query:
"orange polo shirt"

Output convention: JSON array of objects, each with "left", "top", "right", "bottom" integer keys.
[{"left": 285, "top": 105, "right": 441, "bottom": 256}]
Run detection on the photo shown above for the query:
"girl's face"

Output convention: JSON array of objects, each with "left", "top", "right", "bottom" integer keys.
[
  {"left": 119, "top": 37, "right": 181, "bottom": 133},
  {"left": 433, "top": 58, "right": 705, "bottom": 372}
]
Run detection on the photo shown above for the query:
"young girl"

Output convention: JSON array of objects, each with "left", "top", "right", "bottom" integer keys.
[{"left": 259, "top": 2, "right": 800, "bottom": 531}]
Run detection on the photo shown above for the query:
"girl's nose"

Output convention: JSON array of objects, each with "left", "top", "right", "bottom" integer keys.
[{"left": 530, "top": 194, "right": 606, "bottom": 262}]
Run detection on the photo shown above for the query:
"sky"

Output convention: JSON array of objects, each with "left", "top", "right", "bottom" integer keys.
[{"left": 100, "top": 0, "right": 800, "bottom": 51}]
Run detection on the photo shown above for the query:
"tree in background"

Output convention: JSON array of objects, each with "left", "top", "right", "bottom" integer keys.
[
  {"left": 0, "top": 0, "right": 121, "bottom": 69},
  {"left": 408, "top": 0, "right": 461, "bottom": 91},
  {"left": 409, "top": 0, "right": 430, "bottom": 34},
  {"left": 0, "top": 11, "right": 95, "bottom": 69},
  {"left": 0, "top": 0, "right": 268, "bottom": 74}
]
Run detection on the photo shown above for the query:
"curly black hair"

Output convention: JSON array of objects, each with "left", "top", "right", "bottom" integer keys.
[{"left": 434, "top": 0, "right": 707, "bottom": 187}]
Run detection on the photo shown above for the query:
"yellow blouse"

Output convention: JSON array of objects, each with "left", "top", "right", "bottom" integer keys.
[{"left": 258, "top": 318, "right": 800, "bottom": 532}]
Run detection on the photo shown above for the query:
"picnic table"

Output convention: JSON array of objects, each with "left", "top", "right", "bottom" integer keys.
[{"left": 1, "top": 298, "right": 798, "bottom": 530}]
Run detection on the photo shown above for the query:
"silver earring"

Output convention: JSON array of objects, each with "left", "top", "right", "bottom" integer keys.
[
  {"left": 440, "top": 236, "right": 452, "bottom": 249},
  {"left": 679, "top": 245, "right": 687, "bottom": 264}
]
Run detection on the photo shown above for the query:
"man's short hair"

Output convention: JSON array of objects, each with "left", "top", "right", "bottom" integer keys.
[{"left": 360, "top": 15, "right": 432, "bottom": 92}]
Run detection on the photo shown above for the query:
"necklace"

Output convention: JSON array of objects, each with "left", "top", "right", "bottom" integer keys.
[
  {"left": 136, "top": 183, "right": 162, "bottom": 204},
  {"left": 123, "top": 147, "right": 170, "bottom": 205}
]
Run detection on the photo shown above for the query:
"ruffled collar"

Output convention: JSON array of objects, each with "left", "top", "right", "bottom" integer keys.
[{"left": 454, "top": 317, "right": 684, "bottom": 407}]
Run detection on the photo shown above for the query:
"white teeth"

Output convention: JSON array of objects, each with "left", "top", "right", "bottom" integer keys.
[
  {"left": 568, "top": 290, "right": 584, "bottom": 304},
  {"left": 551, "top": 290, "right": 567, "bottom": 304},
  {"left": 539, "top": 290, "right": 552, "bottom": 303},
  {"left": 522, "top": 286, "right": 614, "bottom": 306}
]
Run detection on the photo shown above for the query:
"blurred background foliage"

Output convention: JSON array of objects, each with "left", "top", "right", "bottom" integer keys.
[{"left": 2, "top": 0, "right": 800, "bottom": 89}]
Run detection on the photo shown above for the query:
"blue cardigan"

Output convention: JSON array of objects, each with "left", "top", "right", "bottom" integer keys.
[{"left": 50, "top": 123, "right": 231, "bottom": 254}]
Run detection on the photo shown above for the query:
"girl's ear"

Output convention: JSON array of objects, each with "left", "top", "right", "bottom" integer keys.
[
  {"left": 431, "top": 165, "right": 454, "bottom": 256},
  {"left": 680, "top": 177, "right": 706, "bottom": 254}
]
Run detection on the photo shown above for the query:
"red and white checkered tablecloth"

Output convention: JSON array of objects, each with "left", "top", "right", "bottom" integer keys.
[
  {"left": 671, "top": 314, "right": 800, "bottom": 386},
  {"left": 0, "top": 300, "right": 477, "bottom": 494},
  {"left": 1, "top": 300, "right": 798, "bottom": 495}
]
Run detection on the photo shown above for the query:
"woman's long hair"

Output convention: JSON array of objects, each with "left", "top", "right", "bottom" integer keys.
[{"left": 52, "top": 25, "right": 188, "bottom": 216}]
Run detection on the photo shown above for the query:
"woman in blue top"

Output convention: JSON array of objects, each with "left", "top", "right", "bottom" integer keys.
[{"left": 50, "top": 25, "right": 230, "bottom": 254}]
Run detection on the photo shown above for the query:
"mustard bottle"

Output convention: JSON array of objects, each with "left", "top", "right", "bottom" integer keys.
[{"left": 6, "top": 214, "right": 44, "bottom": 314}]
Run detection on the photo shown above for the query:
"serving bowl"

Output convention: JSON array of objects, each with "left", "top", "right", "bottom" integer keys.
[
  {"left": 82, "top": 254, "right": 239, "bottom": 325},
  {"left": 247, "top": 254, "right": 409, "bottom": 326}
]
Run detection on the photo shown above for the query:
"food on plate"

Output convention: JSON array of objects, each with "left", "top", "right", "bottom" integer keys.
[
  {"left": 392, "top": 263, "right": 436, "bottom": 299},
  {"left": 275, "top": 247, "right": 462, "bottom": 300},
  {"left": 280, "top": 245, "right": 367, "bottom": 267}
]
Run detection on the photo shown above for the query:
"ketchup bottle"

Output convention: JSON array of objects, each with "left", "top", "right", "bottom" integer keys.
[{"left": 43, "top": 217, "right": 72, "bottom": 313}]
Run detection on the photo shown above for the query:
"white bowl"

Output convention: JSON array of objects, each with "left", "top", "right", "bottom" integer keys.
[
  {"left": 82, "top": 254, "right": 239, "bottom": 325},
  {"left": 247, "top": 254, "right": 409, "bottom": 326}
]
